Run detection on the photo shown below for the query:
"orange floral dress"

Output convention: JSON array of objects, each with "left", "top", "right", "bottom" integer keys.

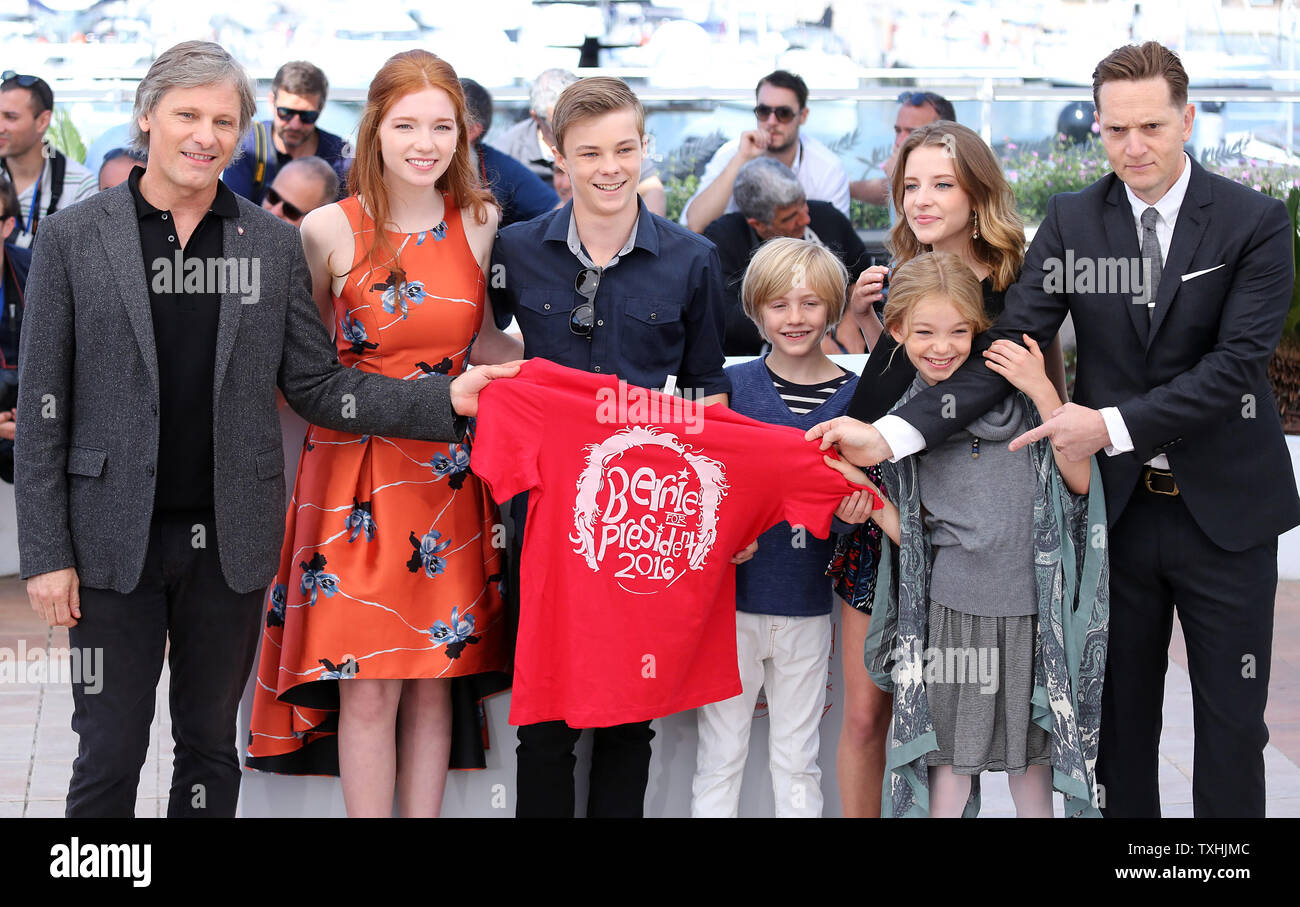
[{"left": 246, "top": 196, "right": 507, "bottom": 775}]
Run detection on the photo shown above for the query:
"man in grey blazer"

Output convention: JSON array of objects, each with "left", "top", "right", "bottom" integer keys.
[{"left": 15, "top": 41, "right": 517, "bottom": 818}]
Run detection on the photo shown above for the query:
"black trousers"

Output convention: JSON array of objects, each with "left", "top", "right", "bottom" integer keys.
[
  {"left": 507, "top": 498, "right": 655, "bottom": 817},
  {"left": 516, "top": 720, "right": 655, "bottom": 817},
  {"left": 1096, "top": 486, "right": 1276, "bottom": 817},
  {"left": 65, "top": 511, "right": 264, "bottom": 818}
]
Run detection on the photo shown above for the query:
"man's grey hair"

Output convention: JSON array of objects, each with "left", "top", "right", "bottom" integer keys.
[
  {"left": 530, "top": 68, "right": 579, "bottom": 119},
  {"left": 277, "top": 156, "right": 339, "bottom": 208},
  {"left": 130, "top": 41, "right": 257, "bottom": 156},
  {"left": 734, "top": 157, "right": 806, "bottom": 224}
]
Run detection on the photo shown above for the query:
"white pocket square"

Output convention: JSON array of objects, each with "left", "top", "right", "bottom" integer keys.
[{"left": 1181, "top": 264, "right": 1226, "bottom": 282}]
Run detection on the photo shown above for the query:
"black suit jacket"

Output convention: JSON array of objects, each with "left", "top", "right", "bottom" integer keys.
[
  {"left": 895, "top": 158, "right": 1300, "bottom": 551},
  {"left": 704, "top": 200, "right": 868, "bottom": 356}
]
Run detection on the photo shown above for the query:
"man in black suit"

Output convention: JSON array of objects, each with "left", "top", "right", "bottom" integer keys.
[
  {"left": 810, "top": 41, "right": 1299, "bottom": 817},
  {"left": 704, "top": 157, "right": 867, "bottom": 355}
]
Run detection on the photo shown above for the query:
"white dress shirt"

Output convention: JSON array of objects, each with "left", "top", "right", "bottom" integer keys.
[
  {"left": 875, "top": 153, "right": 1194, "bottom": 466},
  {"left": 1097, "top": 151, "right": 1192, "bottom": 469}
]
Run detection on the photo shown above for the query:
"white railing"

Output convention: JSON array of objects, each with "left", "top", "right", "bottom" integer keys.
[{"left": 47, "top": 72, "right": 1300, "bottom": 151}]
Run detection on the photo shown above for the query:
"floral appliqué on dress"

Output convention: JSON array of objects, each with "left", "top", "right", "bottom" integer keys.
[
  {"left": 431, "top": 443, "right": 472, "bottom": 490},
  {"left": 373, "top": 271, "right": 427, "bottom": 319},
  {"left": 299, "top": 552, "right": 339, "bottom": 605},
  {"left": 406, "top": 528, "right": 451, "bottom": 578},
  {"left": 426, "top": 606, "right": 480, "bottom": 659}
]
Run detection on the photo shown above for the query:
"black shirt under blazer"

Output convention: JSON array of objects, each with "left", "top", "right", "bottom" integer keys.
[
  {"left": 16, "top": 181, "right": 466, "bottom": 594},
  {"left": 893, "top": 157, "right": 1300, "bottom": 552},
  {"left": 128, "top": 165, "right": 230, "bottom": 512}
]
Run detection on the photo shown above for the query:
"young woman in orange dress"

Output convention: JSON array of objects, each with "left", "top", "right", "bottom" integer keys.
[{"left": 246, "top": 50, "right": 522, "bottom": 817}]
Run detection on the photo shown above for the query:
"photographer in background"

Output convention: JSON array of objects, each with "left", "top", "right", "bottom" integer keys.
[
  {"left": 0, "top": 171, "right": 30, "bottom": 480},
  {"left": 0, "top": 71, "right": 98, "bottom": 249}
]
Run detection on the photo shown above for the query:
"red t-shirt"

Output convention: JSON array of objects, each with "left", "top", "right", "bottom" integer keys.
[{"left": 471, "top": 358, "right": 863, "bottom": 727}]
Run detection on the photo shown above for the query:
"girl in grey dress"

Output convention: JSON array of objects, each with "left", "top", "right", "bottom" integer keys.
[{"left": 827, "top": 252, "right": 1092, "bottom": 817}]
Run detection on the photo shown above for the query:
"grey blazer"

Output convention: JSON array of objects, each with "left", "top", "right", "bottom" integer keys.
[{"left": 15, "top": 182, "right": 465, "bottom": 594}]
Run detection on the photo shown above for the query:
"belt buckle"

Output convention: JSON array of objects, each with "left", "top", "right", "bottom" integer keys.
[{"left": 1143, "top": 468, "right": 1179, "bottom": 496}]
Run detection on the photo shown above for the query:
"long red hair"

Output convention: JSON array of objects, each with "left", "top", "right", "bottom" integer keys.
[{"left": 346, "top": 49, "right": 495, "bottom": 282}]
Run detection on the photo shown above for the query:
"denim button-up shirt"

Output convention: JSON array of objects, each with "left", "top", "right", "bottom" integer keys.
[{"left": 489, "top": 199, "right": 730, "bottom": 398}]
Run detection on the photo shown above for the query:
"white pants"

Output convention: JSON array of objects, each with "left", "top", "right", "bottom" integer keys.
[{"left": 692, "top": 611, "right": 832, "bottom": 817}]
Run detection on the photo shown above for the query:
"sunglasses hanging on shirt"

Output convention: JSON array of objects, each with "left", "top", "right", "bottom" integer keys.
[{"left": 572, "top": 267, "right": 601, "bottom": 338}]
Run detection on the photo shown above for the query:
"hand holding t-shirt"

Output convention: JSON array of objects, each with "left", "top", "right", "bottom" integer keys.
[{"left": 471, "top": 358, "right": 866, "bottom": 727}]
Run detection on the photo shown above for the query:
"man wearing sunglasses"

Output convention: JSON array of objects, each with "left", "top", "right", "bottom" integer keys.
[
  {"left": 0, "top": 71, "right": 98, "bottom": 250},
  {"left": 849, "top": 90, "right": 956, "bottom": 207},
  {"left": 681, "top": 70, "right": 849, "bottom": 234},
  {"left": 260, "top": 156, "right": 338, "bottom": 227},
  {"left": 222, "top": 60, "right": 349, "bottom": 205}
]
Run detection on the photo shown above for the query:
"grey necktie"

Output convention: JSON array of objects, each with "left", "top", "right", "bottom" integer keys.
[{"left": 1140, "top": 207, "right": 1163, "bottom": 318}]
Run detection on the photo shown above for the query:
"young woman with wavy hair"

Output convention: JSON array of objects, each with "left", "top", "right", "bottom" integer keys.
[
  {"left": 246, "top": 50, "right": 522, "bottom": 816},
  {"left": 828, "top": 120, "right": 1066, "bottom": 817}
]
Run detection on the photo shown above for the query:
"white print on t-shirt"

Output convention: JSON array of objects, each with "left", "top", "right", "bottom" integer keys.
[{"left": 570, "top": 426, "right": 730, "bottom": 594}]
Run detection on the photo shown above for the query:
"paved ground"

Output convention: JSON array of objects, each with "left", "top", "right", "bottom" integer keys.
[{"left": 2, "top": 575, "right": 1298, "bottom": 817}]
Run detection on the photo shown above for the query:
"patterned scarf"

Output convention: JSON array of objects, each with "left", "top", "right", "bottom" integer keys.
[{"left": 864, "top": 389, "right": 1110, "bottom": 818}]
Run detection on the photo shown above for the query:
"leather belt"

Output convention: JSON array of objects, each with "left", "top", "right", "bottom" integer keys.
[{"left": 1142, "top": 467, "right": 1179, "bottom": 496}]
